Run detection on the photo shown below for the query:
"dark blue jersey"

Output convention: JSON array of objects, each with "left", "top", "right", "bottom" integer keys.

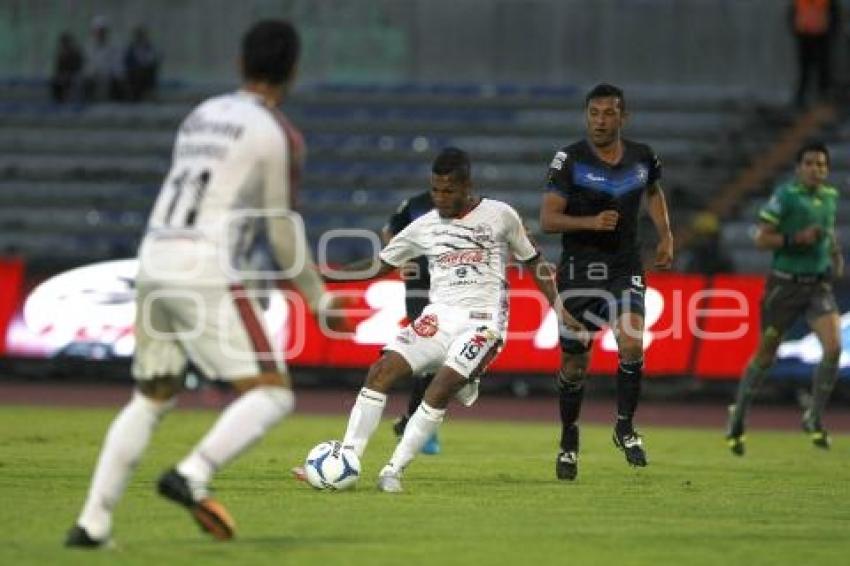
[
  {"left": 545, "top": 139, "right": 661, "bottom": 280},
  {"left": 384, "top": 191, "right": 433, "bottom": 319}
]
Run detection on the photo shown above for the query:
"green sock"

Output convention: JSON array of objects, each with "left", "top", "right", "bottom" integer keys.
[
  {"left": 731, "top": 362, "right": 769, "bottom": 428},
  {"left": 810, "top": 361, "right": 839, "bottom": 424}
]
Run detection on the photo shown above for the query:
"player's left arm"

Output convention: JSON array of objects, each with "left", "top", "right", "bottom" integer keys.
[
  {"left": 506, "top": 206, "right": 586, "bottom": 339},
  {"left": 645, "top": 180, "right": 674, "bottom": 270}
]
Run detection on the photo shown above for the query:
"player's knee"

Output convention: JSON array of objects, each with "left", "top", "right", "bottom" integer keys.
[
  {"left": 619, "top": 344, "right": 643, "bottom": 365},
  {"left": 364, "top": 354, "right": 405, "bottom": 392},
  {"left": 258, "top": 385, "right": 295, "bottom": 414},
  {"left": 560, "top": 336, "right": 590, "bottom": 356},
  {"left": 422, "top": 377, "right": 457, "bottom": 409},
  {"left": 556, "top": 353, "right": 588, "bottom": 391},
  {"left": 136, "top": 375, "right": 182, "bottom": 401}
]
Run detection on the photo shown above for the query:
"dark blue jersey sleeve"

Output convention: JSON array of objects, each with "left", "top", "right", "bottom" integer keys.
[
  {"left": 385, "top": 198, "right": 413, "bottom": 236},
  {"left": 545, "top": 149, "right": 572, "bottom": 198},
  {"left": 647, "top": 149, "right": 662, "bottom": 185}
]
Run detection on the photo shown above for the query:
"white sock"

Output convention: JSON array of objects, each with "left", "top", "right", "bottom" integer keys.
[
  {"left": 178, "top": 386, "right": 294, "bottom": 485},
  {"left": 342, "top": 388, "right": 387, "bottom": 458},
  {"left": 77, "top": 391, "right": 173, "bottom": 540},
  {"left": 388, "top": 403, "right": 445, "bottom": 472}
]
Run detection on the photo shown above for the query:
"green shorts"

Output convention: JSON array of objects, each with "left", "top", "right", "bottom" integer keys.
[{"left": 760, "top": 274, "right": 838, "bottom": 335}]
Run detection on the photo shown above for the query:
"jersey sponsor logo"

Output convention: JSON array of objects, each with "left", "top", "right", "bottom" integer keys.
[
  {"left": 436, "top": 249, "right": 486, "bottom": 269},
  {"left": 585, "top": 172, "right": 607, "bottom": 183},
  {"left": 412, "top": 313, "right": 439, "bottom": 337},
  {"left": 469, "top": 311, "right": 492, "bottom": 320},
  {"left": 550, "top": 151, "right": 568, "bottom": 170}
]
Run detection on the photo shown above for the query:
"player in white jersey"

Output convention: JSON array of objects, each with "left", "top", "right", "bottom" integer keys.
[
  {"left": 66, "top": 20, "right": 343, "bottom": 547},
  {"left": 332, "top": 147, "right": 586, "bottom": 492}
]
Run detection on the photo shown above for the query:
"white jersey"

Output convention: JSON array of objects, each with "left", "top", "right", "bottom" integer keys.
[
  {"left": 379, "top": 198, "right": 538, "bottom": 319},
  {"left": 139, "top": 90, "right": 295, "bottom": 283}
]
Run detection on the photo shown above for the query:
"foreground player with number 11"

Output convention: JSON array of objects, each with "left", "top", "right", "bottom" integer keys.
[{"left": 327, "top": 147, "right": 587, "bottom": 492}]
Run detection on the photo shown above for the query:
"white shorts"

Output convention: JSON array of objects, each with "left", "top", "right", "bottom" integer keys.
[
  {"left": 132, "top": 279, "right": 283, "bottom": 381},
  {"left": 385, "top": 304, "right": 504, "bottom": 380}
]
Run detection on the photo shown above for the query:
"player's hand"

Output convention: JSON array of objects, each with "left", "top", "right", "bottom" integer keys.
[
  {"left": 590, "top": 210, "right": 619, "bottom": 231},
  {"left": 792, "top": 225, "right": 822, "bottom": 246},
  {"left": 654, "top": 235, "right": 674, "bottom": 270},
  {"left": 317, "top": 292, "right": 354, "bottom": 333}
]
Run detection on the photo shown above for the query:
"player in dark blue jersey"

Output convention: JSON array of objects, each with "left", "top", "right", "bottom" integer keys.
[
  {"left": 383, "top": 191, "right": 441, "bottom": 455},
  {"left": 540, "top": 84, "right": 673, "bottom": 480}
]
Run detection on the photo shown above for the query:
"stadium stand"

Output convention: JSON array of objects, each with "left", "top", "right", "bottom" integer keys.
[{"left": 0, "top": 80, "right": 793, "bottom": 269}]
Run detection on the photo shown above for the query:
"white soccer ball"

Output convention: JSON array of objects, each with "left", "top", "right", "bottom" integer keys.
[{"left": 304, "top": 440, "right": 361, "bottom": 490}]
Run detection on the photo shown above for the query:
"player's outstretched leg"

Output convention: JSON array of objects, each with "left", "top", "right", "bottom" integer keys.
[
  {"left": 66, "top": 389, "right": 175, "bottom": 549},
  {"left": 161, "top": 383, "right": 294, "bottom": 539},
  {"left": 380, "top": 402, "right": 447, "bottom": 493},
  {"left": 394, "top": 373, "right": 441, "bottom": 455},
  {"left": 801, "top": 352, "right": 839, "bottom": 450},
  {"left": 157, "top": 468, "right": 236, "bottom": 540}
]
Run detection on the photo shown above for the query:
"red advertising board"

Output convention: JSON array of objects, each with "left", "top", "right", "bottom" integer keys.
[
  {"left": 3, "top": 259, "right": 772, "bottom": 379},
  {"left": 0, "top": 258, "right": 24, "bottom": 355}
]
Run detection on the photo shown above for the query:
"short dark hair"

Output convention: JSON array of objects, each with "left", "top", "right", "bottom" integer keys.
[
  {"left": 796, "top": 141, "right": 830, "bottom": 165},
  {"left": 241, "top": 20, "right": 300, "bottom": 85},
  {"left": 432, "top": 147, "right": 471, "bottom": 182},
  {"left": 585, "top": 83, "right": 626, "bottom": 112}
]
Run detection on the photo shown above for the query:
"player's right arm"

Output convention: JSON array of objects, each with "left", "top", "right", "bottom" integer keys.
[
  {"left": 258, "top": 124, "right": 350, "bottom": 330},
  {"left": 324, "top": 217, "right": 426, "bottom": 282},
  {"left": 539, "top": 149, "right": 617, "bottom": 233}
]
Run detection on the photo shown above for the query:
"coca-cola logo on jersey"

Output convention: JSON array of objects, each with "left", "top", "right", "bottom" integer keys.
[{"left": 436, "top": 250, "right": 486, "bottom": 268}]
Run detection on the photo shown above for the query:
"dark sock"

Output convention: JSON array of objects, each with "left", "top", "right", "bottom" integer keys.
[
  {"left": 810, "top": 360, "right": 838, "bottom": 425},
  {"left": 408, "top": 374, "right": 433, "bottom": 418},
  {"left": 615, "top": 359, "right": 642, "bottom": 432},
  {"left": 730, "top": 362, "right": 769, "bottom": 430},
  {"left": 557, "top": 370, "right": 584, "bottom": 452},
  {"left": 395, "top": 374, "right": 434, "bottom": 436}
]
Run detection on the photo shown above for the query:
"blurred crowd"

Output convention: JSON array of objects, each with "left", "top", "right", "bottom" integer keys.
[{"left": 50, "top": 15, "right": 161, "bottom": 104}]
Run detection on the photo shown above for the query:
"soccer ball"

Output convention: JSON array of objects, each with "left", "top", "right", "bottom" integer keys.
[{"left": 304, "top": 440, "right": 361, "bottom": 490}]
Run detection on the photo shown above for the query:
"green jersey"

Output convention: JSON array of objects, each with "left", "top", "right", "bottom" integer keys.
[{"left": 758, "top": 181, "right": 838, "bottom": 274}]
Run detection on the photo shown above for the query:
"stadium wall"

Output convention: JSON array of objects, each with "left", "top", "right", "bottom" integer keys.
[{"left": 1, "top": 0, "right": 801, "bottom": 91}]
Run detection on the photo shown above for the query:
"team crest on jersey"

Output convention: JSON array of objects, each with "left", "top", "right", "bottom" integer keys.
[
  {"left": 550, "top": 151, "right": 567, "bottom": 170},
  {"left": 472, "top": 224, "right": 493, "bottom": 244},
  {"left": 412, "top": 314, "right": 439, "bottom": 337},
  {"left": 436, "top": 249, "right": 486, "bottom": 268},
  {"left": 636, "top": 165, "right": 649, "bottom": 183}
]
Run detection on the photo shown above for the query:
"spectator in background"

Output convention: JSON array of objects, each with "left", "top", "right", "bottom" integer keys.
[
  {"left": 789, "top": 0, "right": 842, "bottom": 107},
  {"left": 50, "top": 32, "right": 84, "bottom": 103},
  {"left": 83, "top": 15, "right": 126, "bottom": 102},
  {"left": 677, "top": 211, "right": 735, "bottom": 275},
  {"left": 124, "top": 26, "right": 161, "bottom": 102}
]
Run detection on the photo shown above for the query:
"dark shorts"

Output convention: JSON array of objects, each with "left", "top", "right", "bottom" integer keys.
[
  {"left": 558, "top": 273, "right": 646, "bottom": 353},
  {"left": 761, "top": 275, "right": 838, "bottom": 335}
]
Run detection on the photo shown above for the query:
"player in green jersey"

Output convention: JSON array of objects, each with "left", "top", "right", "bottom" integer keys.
[{"left": 727, "top": 141, "right": 843, "bottom": 455}]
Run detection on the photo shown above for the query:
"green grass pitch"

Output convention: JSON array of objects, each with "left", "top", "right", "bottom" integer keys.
[{"left": 1, "top": 405, "right": 848, "bottom": 565}]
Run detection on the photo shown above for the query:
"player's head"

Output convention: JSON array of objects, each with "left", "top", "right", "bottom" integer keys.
[
  {"left": 241, "top": 20, "right": 300, "bottom": 88},
  {"left": 585, "top": 83, "right": 626, "bottom": 148},
  {"left": 430, "top": 147, "right": 473, "bottom": 218},
  {"left": 795, "top": 141, "right": 829, "bottom": 188}
]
